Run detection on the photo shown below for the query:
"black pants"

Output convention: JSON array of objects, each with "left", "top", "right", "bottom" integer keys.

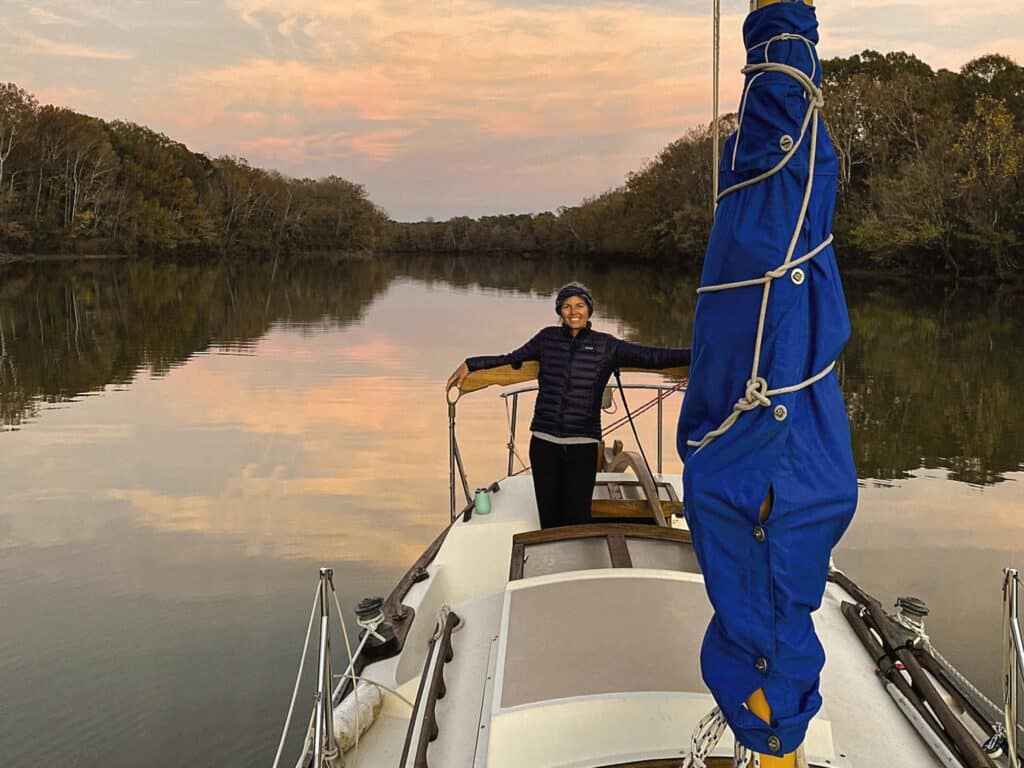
[{"left": 529, "top": 436, "right": 599, "bottom": 529}]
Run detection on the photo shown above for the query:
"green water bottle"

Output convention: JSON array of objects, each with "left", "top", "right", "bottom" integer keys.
[{"left": 474, "top": 488, "right": 492, "bottom": 515}]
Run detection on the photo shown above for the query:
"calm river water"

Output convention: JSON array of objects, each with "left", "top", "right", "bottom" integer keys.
[{"left": 0, "top": 254, "right": 1021, "bottom": 767}]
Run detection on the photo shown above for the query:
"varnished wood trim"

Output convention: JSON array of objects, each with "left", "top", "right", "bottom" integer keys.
[
  {"left": 514, "top": 523, "right": 691, "bottom": 546},
  {"left": 591, "top": 499, "right": 683, "bottom": 519},
  {"left": 508, "top": 525, "right": 693, "bottom": 581},
  {"left": 398, "top": 626, "right": 442, "bottom": 768},
  {"left": 509, "top": 539, "right": 525, "bottom": 581},
  {"left": 410, "top": 611, "right": 460, "bottom": 768},
  {"left": 459, "top": 362, "right": 539, "bottom": 393},
  {"left": 334, "top": 522, "right": 453, "bottom": 711},
  {"left": 607, "top": 533, "right": 633, "bottom": 568},
  {"left": 459, "top": 362, "right": 688, "bottom": 395},
  {"left": 914, "top": 648, "right": 996, "bottom": 739},
  {"left": 605, "top": 450, "right": 666, "bottom": 526},
  {"left": 384, "top": 524, "right": 451, "bottom": 641},
  {"left": 601, "top": 758, "right": 754, "bottom": 768}
]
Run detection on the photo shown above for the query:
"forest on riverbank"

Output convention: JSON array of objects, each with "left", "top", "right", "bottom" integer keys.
[
  {"left": 0, "top": 86, "right": 390, "bottom": 258},
  {"left": 1, "top": 50, "right": 1021, "bottom": 278},
  {"left": 391, "top": 52, "right": 1024, "bottom": 280}
]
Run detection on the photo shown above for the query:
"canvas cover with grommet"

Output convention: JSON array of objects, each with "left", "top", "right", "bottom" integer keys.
[{"left": 676, "top": 2, "right": 858, "bottom": 755}]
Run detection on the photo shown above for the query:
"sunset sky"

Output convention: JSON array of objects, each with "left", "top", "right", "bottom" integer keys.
[{"left": 4, "top": 0, "right": 1021, "bottom": 220}]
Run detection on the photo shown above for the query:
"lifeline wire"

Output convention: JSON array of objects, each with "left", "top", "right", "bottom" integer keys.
[
  {"left": 712, "top": 0, "right": 721, "bottom": 204},
  {"left": 331, "top": 583, "right": 362, "bottom": 767},
  {"left": 603, "top": 380, "right": 687, "bottom": 435},
  {"left": 613, "top": 369, "right": 656, "bottom": 481},
  {"left": 507, "top": 381, "right": 686, "bottom": 476}
]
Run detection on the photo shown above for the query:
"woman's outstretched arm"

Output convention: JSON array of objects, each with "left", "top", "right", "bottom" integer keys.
[
  {"left": 611, "top": 339, "right": 690, "bottom": 371},
  {"left": 445, "top": 330, "right": 545, "bottom": 392}
]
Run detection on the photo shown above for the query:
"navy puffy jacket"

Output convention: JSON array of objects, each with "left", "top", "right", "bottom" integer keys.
[{"left": 466, "top": 323, "right": 690, "bottom": 440}]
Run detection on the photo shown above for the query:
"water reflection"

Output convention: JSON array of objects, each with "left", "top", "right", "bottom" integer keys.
[
  {"left": 3, "top": 255, "right": 1021, "bottom": 484},
  {"left": 0, "top": 255, "right": 1022, "bottom": 768},
  {"left": 0, "top": 256, "right": 393, "bottom": 427}
]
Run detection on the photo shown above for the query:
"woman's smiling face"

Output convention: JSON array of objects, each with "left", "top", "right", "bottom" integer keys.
[{"left": 560, "top": 296, "right": 590, "bottom": 332}]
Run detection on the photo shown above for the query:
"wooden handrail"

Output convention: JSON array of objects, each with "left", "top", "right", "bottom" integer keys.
[
  {"left": 399, "top": 610, "right": 461, "bottom": 768},
  {"left": 605, "top": 450, "right": 667, "bottom": 526},
  {"left": 457, "top": 361, "right": 688, "bottom": 395},
  {"left": 836, "top": 571, "right": 994, "bottom": 768}
]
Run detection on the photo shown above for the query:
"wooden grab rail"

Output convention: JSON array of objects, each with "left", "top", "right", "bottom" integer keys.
[
  {"left": 457, "top": 361, "right": 688, "bottom": 395},
  {"left": 833, "top": 569, "right": 994, "bottom": 768},
  {"left": 399, "top": 610, "right": 461, "bottom": 768}
]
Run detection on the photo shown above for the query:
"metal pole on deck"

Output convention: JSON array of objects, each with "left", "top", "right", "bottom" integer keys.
[
  {"left": 448, "top": 399, "right": 457, "bottom": 520},
  {"left": 657, "top": 391, "right": 664, "bottom": 475},
  {"left": 507, "top": 393, "right": 518, "bottom": 477},
  {"left": 453, "top": 433, "right": 471, "bottom": 505},
  {"left": 712, "top": 0, "right": 720, "bottom": 207},
  {"left": 313, "top": 568, "right": 341, "bottom": 768},
  {"left": 1006, "top": 568, "right": 1021, "bottom": 768}
]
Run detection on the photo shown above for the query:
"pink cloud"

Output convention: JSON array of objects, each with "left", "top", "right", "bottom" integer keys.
[
  {"left": 110, "top": 0, "right": 1019, "bottom": 217},
  {"left": 162, "top": 1, "right": 725, "bottom": 164}
]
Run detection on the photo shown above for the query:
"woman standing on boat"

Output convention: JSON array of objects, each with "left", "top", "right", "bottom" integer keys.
[{"left": 445, "top": 282, "right": 690, "bottom": 529}]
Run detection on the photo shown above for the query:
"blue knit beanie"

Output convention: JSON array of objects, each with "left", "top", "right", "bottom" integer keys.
[{"left": 555, "top": 282, "right": 594, "bottom": 316}]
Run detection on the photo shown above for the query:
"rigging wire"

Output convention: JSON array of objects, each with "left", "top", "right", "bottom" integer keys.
[
  {"left": 271, "top": 583, "right": 320, "bottom": 768},
  {"left": 613, "top": 369, "right": 656, "bottom": 479},
  {"left": 507, "top": 380, "right": 686, "bottom": 476},
  {"left": 602, "top": 380, "right": 686, "bottom": 435},
  {"left": 713, "top": 0, "right": 721, "bottom": 206},
  {"left": 330, "top": 583, "right": 362, "bottom": 767}
]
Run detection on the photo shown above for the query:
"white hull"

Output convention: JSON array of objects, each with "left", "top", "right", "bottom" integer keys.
[{"left": 304, "top": 473, "right": 1010, "bottom": 768}]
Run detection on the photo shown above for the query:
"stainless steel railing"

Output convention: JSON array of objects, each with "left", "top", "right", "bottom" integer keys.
[
  {"left": 1005, "top": 568, "right": 1023, "bottom": 768},
  {"left": 312, "top": 568, "right": 342, "bottom": 768},
  {"left": 446, "top": 380, "right": 686, "bottom": 520}
]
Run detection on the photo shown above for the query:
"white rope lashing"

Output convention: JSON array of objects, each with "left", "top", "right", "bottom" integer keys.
[
  {"left": 688, "top": 34, "right": 836, "bottom": 453},
  {"left": 682, "top": 706, "right": 761, "bottom": 768}
]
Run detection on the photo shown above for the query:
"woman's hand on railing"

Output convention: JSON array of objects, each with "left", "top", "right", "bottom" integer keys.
[{"left": 445, "top": 361, "right": 469, "bottom": 393}]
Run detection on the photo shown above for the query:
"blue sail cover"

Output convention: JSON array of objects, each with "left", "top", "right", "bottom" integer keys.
[{"left": 676, "top": 3, "right": 857, "bottom": 755}]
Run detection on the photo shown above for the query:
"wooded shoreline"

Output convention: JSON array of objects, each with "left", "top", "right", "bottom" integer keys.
[
  {"left": 3, "top": 252, "right": 1021, "bottom": 292},
  {"left": 1, "top": 50, "right": 1021, "bottom": 280}
]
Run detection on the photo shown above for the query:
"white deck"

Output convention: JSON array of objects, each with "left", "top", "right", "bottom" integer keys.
[{"left": 342, "top": 474, "right": 947, "bottom": 767}]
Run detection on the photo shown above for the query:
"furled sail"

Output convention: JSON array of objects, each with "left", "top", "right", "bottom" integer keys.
[{"left": 677, "top": 1, "right": 857, "bottom": 757}]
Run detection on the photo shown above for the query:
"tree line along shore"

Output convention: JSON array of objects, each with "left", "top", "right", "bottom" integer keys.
[{"left": 1, "top": 50, "right": 1021, "bottom": 280}]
